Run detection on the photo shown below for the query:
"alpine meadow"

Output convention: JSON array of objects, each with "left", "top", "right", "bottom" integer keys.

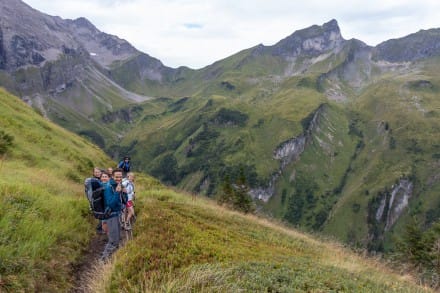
[
  {"left": 0, "top": 88, "right": 432, "bottom": 292},
  {"left": 0, "top": 0, "right": 439, "bottom": 291}
]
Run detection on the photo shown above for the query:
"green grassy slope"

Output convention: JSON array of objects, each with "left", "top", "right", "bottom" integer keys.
[
  {"left": 120, "top": 72, "right": 327, "bottom": 193},
  {"left": 93, "top": 186, "right": 430, "bottom": 292},
  {"left": 0, "top": 88, "right": 114, "bottom": 291},
  {"left": 113, "top": 48, "right": 440, "bottom": 257},
  {"left": 6, "top": 54, "right": 150, "bottom": 151},
  {"left": 323, "top": 60, "right": 440, "bottom": 249},
  {"left": 0, "top": 88, "right": 432, "bottom": 292},
  {"left": 266, "top": 103, "right": 359, "bottom": 224}
]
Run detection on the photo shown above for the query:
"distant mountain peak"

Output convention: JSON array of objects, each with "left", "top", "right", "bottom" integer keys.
[
  {"left": 270, "top": 19, "right": 344, "bottom": 58},
  {"left": 71, "top": 17, "right": 99, "bottom": 32},
  {"left": 322, "top": 19, "right": 340, "bottom": 33},
  {"left": 374, "top": 27, "right": 440, "bottom": 62}
]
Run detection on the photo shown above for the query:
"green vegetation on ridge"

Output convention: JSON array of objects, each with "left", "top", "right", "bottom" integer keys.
[
  {"left": 0, "top": 88, "right": 434, "bottom": 292},
  {"left": 0, "top": 88, "right": 113, "bottom": 291},
  {"left": 93, "top": 186, "right": 429, "bottom": 292}
]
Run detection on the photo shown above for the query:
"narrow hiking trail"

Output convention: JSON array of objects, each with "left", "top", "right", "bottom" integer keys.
[
  {"left": 70, "top": 233, "right": 107, "bottom": 293},
  {"left": 70, "top": 225, "right": 133, "bottom": 292}
]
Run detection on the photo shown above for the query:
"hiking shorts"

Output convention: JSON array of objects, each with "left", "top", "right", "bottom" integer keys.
[{"left": 126, "top": 200, "right": 134, "bottom": 208}]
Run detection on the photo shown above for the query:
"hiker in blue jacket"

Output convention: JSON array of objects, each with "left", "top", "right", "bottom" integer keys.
[
  {"left": 118, "top": 156, "right": 131, "bottom": 177},
  {"left": 100, "top": 168, "right": 124, "bottom": 261}
]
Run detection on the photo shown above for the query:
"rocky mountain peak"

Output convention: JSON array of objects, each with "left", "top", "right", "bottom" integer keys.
[
  {"left": 0, "top": 0, "right": 80, "bottom": 70},
  {"left": 0, "top": 0, "right": 139, "bottom": 70},
  {"left": 71, "top": 17, "right": 98, "bottom": 32},
  {"left": 65, "top": 16, "right": 139, "bottom": 67},
  {"left": 322, "top": 19, "right": 340, "bottom": 34},
  {"left": 374, "top": 28, "right": 440, "bottom": 62},
  {"left": 270, "top": 19, "right": 345, "bottom": 58}
]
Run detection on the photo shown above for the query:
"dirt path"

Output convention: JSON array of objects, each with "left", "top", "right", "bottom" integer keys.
[
  {"left": 69, "top": 223, "right": 132, "bottom": 292},
  {"left": 69, "top": 232, "right": 107, "bottom": 293}
]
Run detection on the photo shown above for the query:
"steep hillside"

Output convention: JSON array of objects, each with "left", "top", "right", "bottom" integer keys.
[
  {"left": 0, "top": 0, "right": 152, "bottom": 148},
  {"left": 109, "top": 19, "right": 346, "bottom": 98},
  {"left": 323, "top": 59, "right": 440, "bottom": 250},
  {"left": 116, "top": 19, "right": 351, "bottom": 193},
  {"left": 114, "top": 22, "right": 440, "bottom": 256},
  {"left": 0, "top": 87, "right": 114, "bottom": 291},
  {"left": 1, "top": 87, "right": 432, "bottom": 292},
  {"left": 92, "top": 186, "right": 430, "bottom": 292},
  {"left": 2, "top": 0, "right": 439, "bottom": 258}
]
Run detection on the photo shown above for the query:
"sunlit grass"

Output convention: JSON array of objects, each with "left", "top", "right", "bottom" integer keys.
[
  {"left": 0, "top": 88, "right": 114, "bottom": 291},
  {"left": 0, "top": 87, "right": 434, "bottom": 292},
  {"left": 101, "top": 183, "right": 431, "bottom": 292}
]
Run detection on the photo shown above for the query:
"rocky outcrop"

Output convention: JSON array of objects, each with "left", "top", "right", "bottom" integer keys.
[
  {"left": 65, "top": 17, "right": 138, "bottom": 68},
  {"left": 269, "top": 19, "right": 345, "bottom": 58},
  {"left": 250, "top": 105, "right": 324, "bottom": 201},
  {"left": 0, "top": 26, "right": 6, "bottom": 69},
  {"left": 274, "top": 135, "right": 307, "bottom": 169},
  {"left": 317, "top": 39, "right": 372, "bottom": 91},
  {"left": 374, "top": 28, "right": 440, "bottom": 62},
  {"left": 10, "top": 35, "right": 45, "bottom": 68},
  {"left": 249, "top": 173, "right": 279, "bottom": 202},
  {"left": 375, "top": 179, "right": 413, "bottom": 231},
  {"left": 274, "top": 104, "right": 322, "bottom": 167},
  {"left": 0, "top": 0, "right": 153, "bottom": 124},
  {"left": 367, "top": 178, "right": 414, "bottom": 251},
  {"left": 101, "top": 105, "right": 143, "bottom": 124},
  {"left": 12, "top": 46, "right": 87, "bottom": 95},
  {"left": 0, "top": 0, "right": 79, "bottom": 71}
]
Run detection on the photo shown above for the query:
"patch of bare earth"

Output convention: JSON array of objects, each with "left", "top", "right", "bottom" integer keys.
[{"left": 69, "top": 232, "right": 107, "bottom": 293}]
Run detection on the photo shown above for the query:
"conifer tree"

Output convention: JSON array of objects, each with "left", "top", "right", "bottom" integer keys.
[
  {"left": 398, "top": 219, "right": 440, "bottom": 271},
  {"left": 233, "top": 167, "right": 254, "bottom": 213},
  {"left": 218, "top": 175, "right": 234, "bottom": 205}
]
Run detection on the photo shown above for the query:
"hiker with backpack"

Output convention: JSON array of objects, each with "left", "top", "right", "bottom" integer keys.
[
  {"left": 93, "top": 167, "right": 102, "bottom": 180},
  {"left": 118, "top": 156, "right": 131, "bottom": 177},
  {"left": 85, "top": 167, "right": 105, "bottom": 234},
  {"left": 100, "top": 168, "right": 125, "bottom": 261},
  {"left": 100, "top": 172, "right": 111, "bottom": 234}
]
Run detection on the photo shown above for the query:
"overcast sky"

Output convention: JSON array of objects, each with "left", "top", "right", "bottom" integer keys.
[{"left": 24, "top": 0, "right": 440, "bottom": 69}]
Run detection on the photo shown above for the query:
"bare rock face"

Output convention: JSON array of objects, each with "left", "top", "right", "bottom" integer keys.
[
  {"left": 375, "top": 179, "right": 414, "bottom": 231},
  {"left": 0, "top": 0, "right": 79, "bottom": 70},
  {"left": 0, "top": 0, "right": 140, "bottom": 71},
  {"left": 65, "top": 17, "right": 139, "bottom": 68},
  {"left": 0, "top": 0, "right": 174, "bottom": 100},
  {"left": 0, "top": 27, "right": 6, "bottom": 69},
  {"left": 250, "top": 105, "right": 324, "bottom": 202},
  {"left": 269, "top": 19, "right": 345, "bottom": 58},
  {"left": 374, "top": 28, "right": 440, "bottom": 62}
]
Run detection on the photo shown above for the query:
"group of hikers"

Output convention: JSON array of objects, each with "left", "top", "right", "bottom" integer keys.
[{"left": 84, "top": 156, "right": 136, "bottom": 261}]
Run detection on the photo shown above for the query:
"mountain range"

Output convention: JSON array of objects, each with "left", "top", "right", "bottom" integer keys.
[{"left": 1, "top": 0, "right": 439, "bottom": 253}]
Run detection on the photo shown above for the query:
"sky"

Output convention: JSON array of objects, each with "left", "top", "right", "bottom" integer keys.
[{"left": 24, "top": 0, "right": 440, "bottom": 69}]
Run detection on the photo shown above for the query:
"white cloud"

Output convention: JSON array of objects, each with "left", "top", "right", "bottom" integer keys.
[{"left": 23, "top": 0, "right": 440, "bottom": 68}]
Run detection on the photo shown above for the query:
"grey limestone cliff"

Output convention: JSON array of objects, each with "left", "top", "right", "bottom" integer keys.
[
  {"left": 250, "top": 105, "right": 324, "bottom": 201},
  {"left": 375, "top": 179, "right": 413, "bottom": 231},
  {"left": 269, "top": 19, "right": 345, "bottom": 58}
]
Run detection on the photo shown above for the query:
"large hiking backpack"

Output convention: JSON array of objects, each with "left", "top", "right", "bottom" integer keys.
[{"left": 84, "top": 177, "right": 109, "bottom": 219}]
